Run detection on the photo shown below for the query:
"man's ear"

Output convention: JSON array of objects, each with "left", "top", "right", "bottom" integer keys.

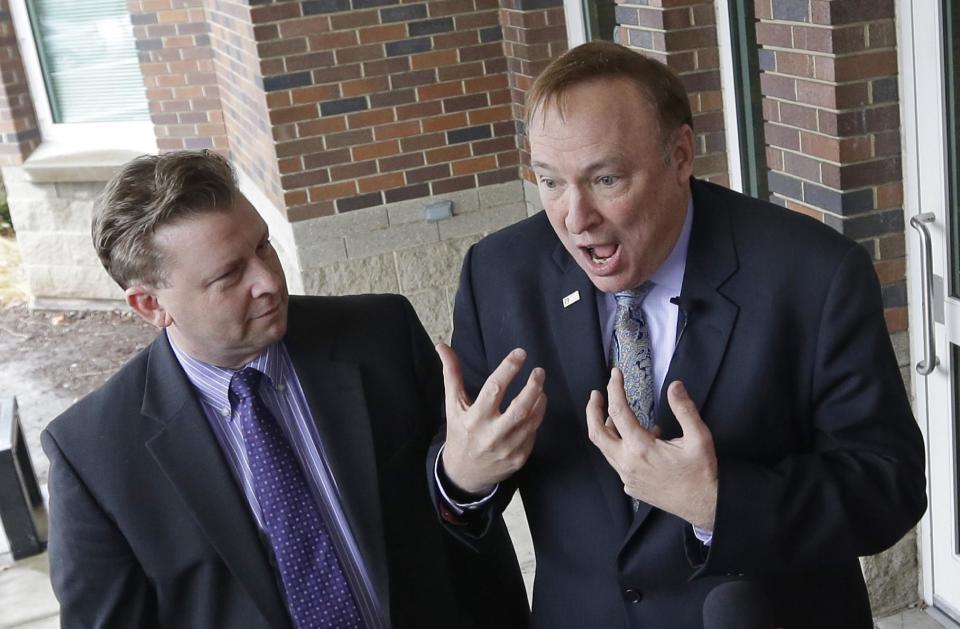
[
  {"left": 125, "top": 285, "right": 172, "bottom": 329},
  {"left": 671, "top": 124, "right": 696, "bottom": 184}
]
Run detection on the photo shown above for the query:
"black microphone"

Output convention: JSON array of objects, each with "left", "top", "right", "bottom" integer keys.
[
  {"left": 669, "top": 295, "right": 696, "bottom": 313},
  {"left": 670, "top": 295, "right": 695, "bottom": 339},
  {"left": 702, "top": 581, "right": 776, "bottom": 629}
]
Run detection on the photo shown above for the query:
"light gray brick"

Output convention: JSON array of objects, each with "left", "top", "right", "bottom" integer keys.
[
  {"left": 407, "top": 288, "right": 451, "bottom": 344},
  {"left": 296, "top": 237, "right": 348, "bottom": 269},
  {"left": 438, "top": 204, "right": 526, "bottom": 240},
  {"left": 395, "top": 235, "right": 481, "bottom": 292},
  {"left": 345, "top": 221, "right": 439, "bottom": 258},
  {"left": 479, "top": 180, "right": 524, "bottom": 208},
  {"left": 387, "top": 189, "right": 480, "bottom": 226},
  {"left": 302, "top": 253, "right": 399, "bottom": 296},
  {"left": 292, "top": 205, "right": 388, "bottom": 241}
]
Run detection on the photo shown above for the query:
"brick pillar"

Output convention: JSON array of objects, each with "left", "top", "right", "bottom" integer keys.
[
  {"left": 127, "top": 0, "right": 229, "bottom": 155},
  {"left": 241, "top": 0, "right": 518, "bottom": 223},
  {"left": 0, "top": 0, "right": 39, "bottom": 165},
  {"left": 616, "top": 0, "right": 728, "bottom": 185},
  {"left": 499, "top": 0, "right": 567, "bottom": 182},
  {"left": 756, "top": 0, "right": 905, "bottom": 334}
]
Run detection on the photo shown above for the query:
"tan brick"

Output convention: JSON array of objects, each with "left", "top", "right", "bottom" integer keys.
[
  {"left": 309, "top": 181, "right": 358, "bottom": 202},
  {"left": 358, "top": 172, "right": 405, "bottom": 194},
  {"left": 422, "top": 112, "right": 468, "bottom": 132},
  {"left": 352, "top": 140, "right": 402, "bottom": 161},
  {"left": 452, "top": 155, "right": 498, "bottom": 176},
  {"left": 374, "top": 120, "right": 422, "bottom": 141},
  {"left": 348, "top": 108, "right": 396, "bottom": 129}
]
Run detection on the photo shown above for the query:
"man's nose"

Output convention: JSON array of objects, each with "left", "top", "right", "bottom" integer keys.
[
  {"left": 249, "top": 257, "right": 284, "bottom": 297},
  {"left": 565, "top": 187, "right": 600, "bottom": 234}
]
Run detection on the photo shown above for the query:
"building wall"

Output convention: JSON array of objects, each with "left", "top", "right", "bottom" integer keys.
[{"left": 0, "top": 0, "right": 39, "bottom": 165}]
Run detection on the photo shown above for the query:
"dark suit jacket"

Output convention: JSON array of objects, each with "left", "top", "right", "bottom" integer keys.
[
  {"left": 43, "top": 294, "right": 528, "bottom": 629},
  {"left": 429, "top": 179, "right": 927, "bottom": 628}
]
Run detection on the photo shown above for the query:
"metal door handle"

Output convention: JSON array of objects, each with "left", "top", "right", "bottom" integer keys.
[{"left": 909, "top": 212, "right": 939, "bottom": 375}]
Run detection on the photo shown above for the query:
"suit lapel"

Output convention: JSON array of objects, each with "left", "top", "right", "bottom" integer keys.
[
  {"left": 283, "top": 303, "right": 391, "bottom": 617},
  {"left": 141, "top": 335, "right": 290, "bottom": 629},
  {"left": 626, "top": 180, "right": 741, "bottom": 537},
  {"left": 548, "top": 244, "right": 634, "bottom": 537}
]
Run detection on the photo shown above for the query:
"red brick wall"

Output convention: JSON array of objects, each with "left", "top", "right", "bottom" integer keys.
[
  {"left": 127, "top": 0, "right": 230, "bottom": 156},
  {"left": 499, "top": 0, "right": 567, "bottom": 182},
  {"left": 616, "top": 0, "right": 729, "bottom": 186},
  {"left": 756, "top": 0, "right": 905, "bottom": 331},
  {"left": 205, "top": 0, "right": 282, "bottom": 209},
  {"left": 246, "top": 0, "right": 519, "bottom": 222},
  {"left": 0, "top": 0, "right": 39, "bottom": 165}
]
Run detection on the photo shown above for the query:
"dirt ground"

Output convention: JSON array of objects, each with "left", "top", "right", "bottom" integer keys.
[{"left": 0, "top": 235, "right": 155, "bottom": 484}]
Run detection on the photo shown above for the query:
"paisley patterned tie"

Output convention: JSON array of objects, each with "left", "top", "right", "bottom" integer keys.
[
  {"left": 230, "top": 367, "right": 363, "bottom": 629},
  {"left": 610, "top": 283, "right": 656, "bottom": 430}
]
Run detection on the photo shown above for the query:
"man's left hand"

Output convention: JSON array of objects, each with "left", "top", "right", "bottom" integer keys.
[{"left": 586, "top": 370, "right": 718, "bottom": 531}]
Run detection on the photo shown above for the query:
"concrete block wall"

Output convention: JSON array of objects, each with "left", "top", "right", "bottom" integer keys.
[
  {"left": 293, "top": 179, "right": 528, "bottom": 341},
  {"left": 1, "top": 166, "right": 122, "bottom": 307}
]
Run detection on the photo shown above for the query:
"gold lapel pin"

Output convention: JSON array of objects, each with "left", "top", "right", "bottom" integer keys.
[{"left": 562, "top": 290, "right": 580, "bottom": 308}]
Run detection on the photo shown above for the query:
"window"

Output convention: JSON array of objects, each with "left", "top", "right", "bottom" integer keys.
[{"left": 9, "top": 0, "right": 154, "bottom": 148}]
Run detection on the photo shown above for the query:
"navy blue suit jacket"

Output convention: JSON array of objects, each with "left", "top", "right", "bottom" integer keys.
[{"left": 430, "top": 179, "right": 926, "bottom": 628}]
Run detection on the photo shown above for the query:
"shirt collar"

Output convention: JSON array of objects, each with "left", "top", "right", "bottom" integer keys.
[
  {"left": 646, "top": 196, "right": 693, "bottom": 296},
  {"left": 166, "top": 332, "right": 285, "bottom": 414}
]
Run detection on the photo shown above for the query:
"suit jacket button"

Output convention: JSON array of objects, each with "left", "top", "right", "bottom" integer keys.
[{"left": 623, "top": 587, "right": 642, "bottom": 604}]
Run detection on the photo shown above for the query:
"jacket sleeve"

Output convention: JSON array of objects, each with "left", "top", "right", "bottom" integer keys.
[
  {"left": 700, "top": 244, "right": 927, "bottom": 576},
  {"left": 42, "top": 429, "right": 158, "bottom": 629}
]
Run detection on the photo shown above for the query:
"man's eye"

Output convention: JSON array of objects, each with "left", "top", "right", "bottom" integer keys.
[
  {"left": 598, "top": 175, "right": 616, "bottom": 186},
  {"left": 540, "top": 178, "right": 556, "bottom": 190}
]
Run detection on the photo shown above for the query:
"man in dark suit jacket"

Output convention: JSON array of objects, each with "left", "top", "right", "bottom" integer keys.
[
  {"left": 43, "top": 150, "right": 528, "bottom": 628},
  {"left": 428, "top": 42, "right": 926, "bottom": 628}
]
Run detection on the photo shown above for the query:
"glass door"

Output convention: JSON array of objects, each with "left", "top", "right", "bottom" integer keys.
[{"left": 902, "top": 0, "right": 960, "bottom": 620}]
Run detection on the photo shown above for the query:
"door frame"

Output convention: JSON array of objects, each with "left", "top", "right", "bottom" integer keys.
[{"left": 899, "top": 0, "right": 960, "bottom": 618}]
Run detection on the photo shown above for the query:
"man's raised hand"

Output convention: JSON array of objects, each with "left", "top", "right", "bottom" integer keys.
[
  {"left": 437, "top": 344, "right": 546, "bottom": 496},
  {"left": 586, "top": 370, "right": 718, "bottom": 530}
]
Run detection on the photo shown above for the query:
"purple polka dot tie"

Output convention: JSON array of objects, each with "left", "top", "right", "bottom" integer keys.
[{"left": 230, "top": 368, "right": 363, "bottom": 629}]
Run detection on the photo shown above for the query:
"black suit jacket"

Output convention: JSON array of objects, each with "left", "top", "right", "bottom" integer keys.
[
  {"left": 43, "top": 294, "right": 528, "bottom": 629},
  {"left": 429, "top": 180, "right": 927, "bottom": 628}
]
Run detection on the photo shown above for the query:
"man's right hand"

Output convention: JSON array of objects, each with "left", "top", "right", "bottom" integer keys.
[{"left": 437, "top": 344, "right": 546, "bottom": 496}]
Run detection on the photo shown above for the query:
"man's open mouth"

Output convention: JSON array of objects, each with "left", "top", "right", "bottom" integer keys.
[{"left": 587, "top": 244, "right": 618, "bottom": 265}]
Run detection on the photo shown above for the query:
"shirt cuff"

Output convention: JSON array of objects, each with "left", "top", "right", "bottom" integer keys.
[
  {"left": 434, "top": 444, "right": 498, "bottom": 515},
  {"left": 692, "top": 525, "right": 713, "bottom": 546}
]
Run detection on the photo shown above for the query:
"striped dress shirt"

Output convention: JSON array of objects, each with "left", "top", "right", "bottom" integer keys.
[{"left": 167, "top": 334, "right": 386, "bottom": 628}]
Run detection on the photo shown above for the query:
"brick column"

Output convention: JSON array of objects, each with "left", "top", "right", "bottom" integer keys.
[
  {"left": 616, "top": 0, "right": 728, "bottom": 185},
  {"left": 243, "top": 0, "right": 518, "bottom": 223},
  {"left": 756, "top": 0, "right": 904, "bottom": 333},
  {"left": 499, "top": 0, "right": 567, "bottom": 182},
  {"left": 127, "top": 0, "right": 229, "bottom": 154},
  {"left": 0, "top": 0, "right": 39, "bottom": 165}
]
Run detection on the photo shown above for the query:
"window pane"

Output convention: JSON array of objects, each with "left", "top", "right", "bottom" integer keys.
[
  {"left": 946, "top": 0, "right": 960, "bottom": 295},
  {"left": 27, "top": 0, "right": 149, "bottom": 124}
]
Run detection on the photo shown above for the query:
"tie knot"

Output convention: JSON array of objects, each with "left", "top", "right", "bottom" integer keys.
[
  {"left": 230, "top": 367, "right": 263, "bottom": 400},
  {"left": 614, "top": 281, "right": 653, "bottom": 306}
]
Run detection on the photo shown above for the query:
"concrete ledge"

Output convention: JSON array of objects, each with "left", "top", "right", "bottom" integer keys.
[
  {"left": 22, "top": 146, "right": 145, "bottom": 183},
  {"left": 29, "top": 297, "right": 126, "bottom": 312}
]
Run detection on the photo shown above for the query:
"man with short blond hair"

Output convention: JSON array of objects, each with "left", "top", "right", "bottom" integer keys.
[
  {"left": 44, "top": 150, "right": 528, "bottom": 629},
  {"left": 430, "top": 42, "right": 926, "bottom": 628}
]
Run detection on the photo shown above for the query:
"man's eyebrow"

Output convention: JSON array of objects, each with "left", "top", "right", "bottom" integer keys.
[{"left": 530, "top": 157, "right": 624, "bottom": 174}]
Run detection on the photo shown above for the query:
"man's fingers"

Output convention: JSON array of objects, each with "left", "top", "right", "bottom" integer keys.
[
  {"left": 502, "top": 366, "right": 545, "bottom": 428},
  {"left": 605, "top": 368, "right": 645, "bottom": 441},
  {"left": 476, "top": 348, "right": 528, "bottom": 411},
  {"left": 435, "top": 343, "right": 469, "bottom": 413},
  {"left": 666, "top": 380, "right": 707, "bottom": 438},
  {"left": 586, "top": 390, "right": 620, "bottom": 452}
]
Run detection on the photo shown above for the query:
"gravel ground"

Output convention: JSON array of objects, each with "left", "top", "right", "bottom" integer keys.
[{"left": 0, "top": 236, "right": 155, "bottom": 484}]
